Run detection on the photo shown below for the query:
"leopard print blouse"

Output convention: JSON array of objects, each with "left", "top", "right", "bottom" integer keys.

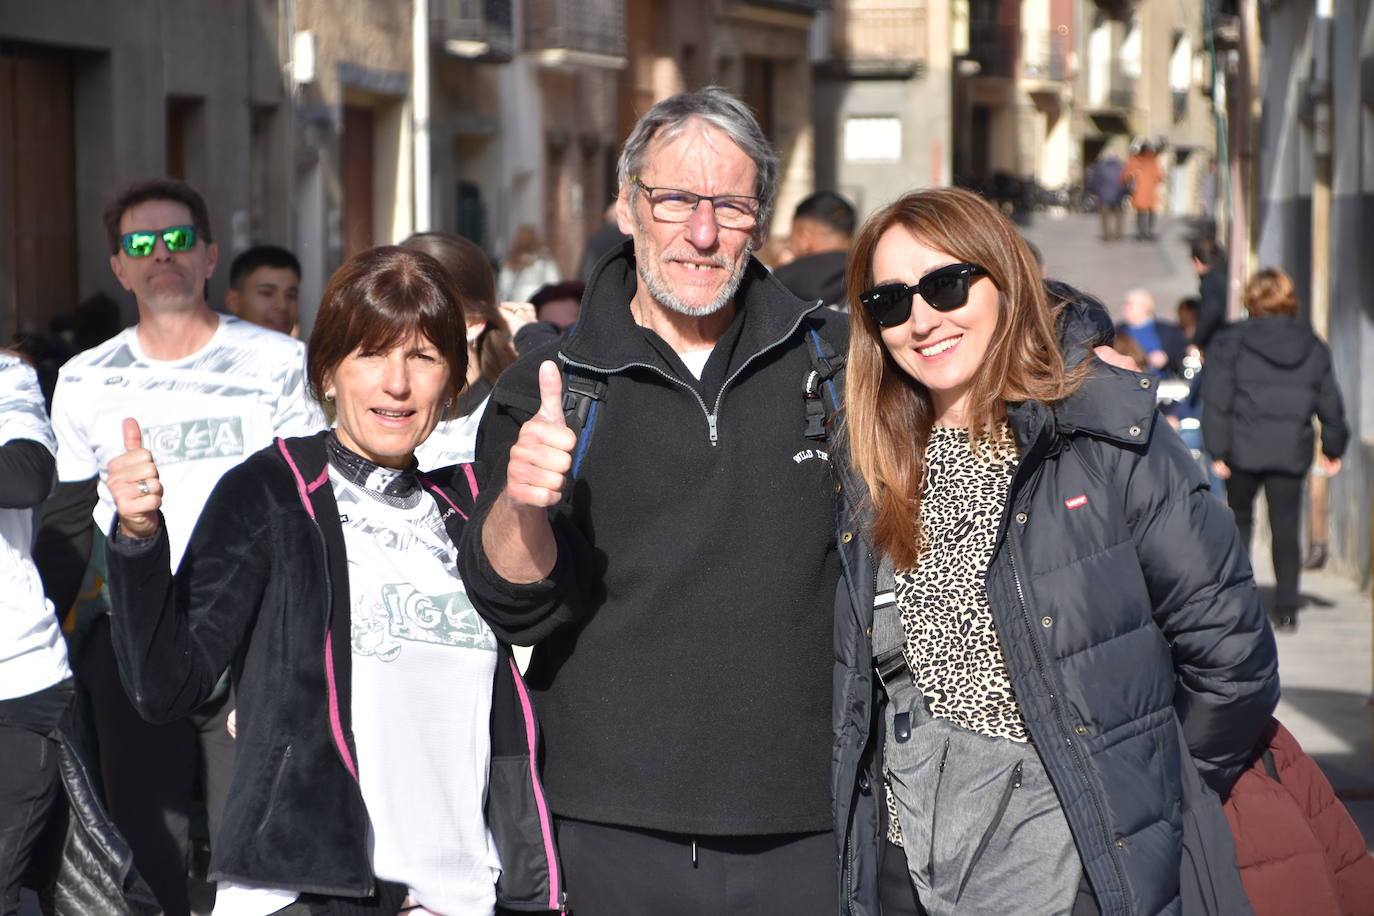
[{"left": 885, "top": 424, "right": 1028, "bottom": 845}]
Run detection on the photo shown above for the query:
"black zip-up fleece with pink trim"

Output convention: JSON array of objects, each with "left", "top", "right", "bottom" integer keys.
[{"left": 106, "top": 431, "right": 562, "bottom": 909}]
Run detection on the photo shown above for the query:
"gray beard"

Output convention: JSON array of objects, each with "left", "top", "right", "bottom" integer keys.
[{"left": 633, "top": 214, "right": 751, "bottom": 318}]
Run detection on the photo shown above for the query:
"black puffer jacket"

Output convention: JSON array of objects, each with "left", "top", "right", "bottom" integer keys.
[
  {"left": 1200, "top": 315, "right": 1348, "bottom": 475},
  {"left": 834, "top": 364, "right": 1279, "bottom": 916},
  {"left": 106, "top": 433, "right": 562, "bottom": 910}
]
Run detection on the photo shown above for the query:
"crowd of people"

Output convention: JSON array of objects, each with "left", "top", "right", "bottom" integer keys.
[{"left": 1, "top": 86, "right": 1370, "bottom": 916}]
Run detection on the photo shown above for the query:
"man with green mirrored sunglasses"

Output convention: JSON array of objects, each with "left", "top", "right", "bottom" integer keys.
[
  {"left": 119, "top": 224, "right": 198, "bottom": 258},
  {"left": 36, "top": 178, "right": 323, "bottom": 916}
]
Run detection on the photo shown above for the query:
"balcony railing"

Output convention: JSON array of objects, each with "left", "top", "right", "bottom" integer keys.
[
  {"left": 828, "top": 2, "right": 927, "bottom": 73},
  {"left": 525, "top": 0, "right": 625, "bottom": 60},
  {"left": 431, "top": 0, "right": 514, "bottom": 61},
  {"left": 1108, "top": 78, "right": 1135, "bottom": 109},
  {"left": 737, "top": 0, "right": 832, "bottom": 11},
  {"left": 965, "top": 20, "right": 1016, "bottom": 79},
  {"left": 1021, "top": 29, "right": 1067, "bottom": 82},
  {"left": 1172, "top": 88, "right": 1188, "bottom": 122}
]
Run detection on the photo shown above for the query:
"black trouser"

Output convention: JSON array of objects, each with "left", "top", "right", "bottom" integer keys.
[
  {"left": 79, "top": 615, "right": 195, "bottom": 916},
  {"left": 0, "top": 723, "right": 59, "bottom": 915},
  {"left": 1098, "top": 203, "right": 1123, "bottom": 241},
  {"left": 1136, "top": 208, "right": 1156, "bottom": 240},
  {"left": 1225, "top": 468, "right": 1305, "bottom": 615},
  {"left": 192, "top": 684, "right": 236, "bottom": 848},
  {"left": 555, "top": 818, "right": 836, "bottom": 915}
]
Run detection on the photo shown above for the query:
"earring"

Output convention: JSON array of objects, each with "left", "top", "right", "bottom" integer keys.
[{"left": 324, "top": 391, "right": 335, "bottom": 401}]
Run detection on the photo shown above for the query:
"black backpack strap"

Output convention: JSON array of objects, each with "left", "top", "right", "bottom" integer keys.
[
  {"left": 561, "top": 362, "right": 607, "bottom": 478},
  {"left": 803, "top": 319, "right": 845, "bottom": 441}
]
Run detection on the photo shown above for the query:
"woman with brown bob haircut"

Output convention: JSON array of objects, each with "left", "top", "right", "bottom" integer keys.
[
  {"left": 103, "top": 245, "right": 562, "bottom": 915},
  {"left": 1202, "top": 266, "right": 1348, "bottom": 631},
  {"left": 833, "top": 188, "right": 1276, "bottom": 916}
]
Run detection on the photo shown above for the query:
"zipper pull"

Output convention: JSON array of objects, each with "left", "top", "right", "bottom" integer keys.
[
  {"left": 1013, "top": 761, "right": 1023, "bottom": 789},
  {"left": 707, "top": 413, "right": 718, "bottom": 444}
]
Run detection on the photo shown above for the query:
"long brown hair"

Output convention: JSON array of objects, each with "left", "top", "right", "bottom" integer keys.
[
  {"left": 844, "top": 187, "right": 1082, "bottom": 570},
  {"left": 401, "top": 232, "right": 516, "bottom": 387},
  {"left": 504, "top": 224, "right": 548, "bottom": 271}
]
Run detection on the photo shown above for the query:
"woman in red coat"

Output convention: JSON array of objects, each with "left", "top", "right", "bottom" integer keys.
[{"left": 1224, "top": 719, "right": 1374, "bottom": 915}]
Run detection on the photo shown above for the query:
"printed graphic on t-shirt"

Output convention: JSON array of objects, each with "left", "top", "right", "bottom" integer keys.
[
  {"left": 144, "top": 416, "right": 245, "bottom": 465},
  {"left": 48, "top": 317, "right": 322, "bottom": 570},
  {"left": 352, "top": 583, "right": 496, "bottom": 661}
]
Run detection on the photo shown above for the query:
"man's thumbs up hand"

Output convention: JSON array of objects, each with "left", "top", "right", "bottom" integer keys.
[
  {"left": 108, "top": 418, "right": 162, "bottom": 538},
  {"left": 505, "top": 361, "right": 578, "bottom": 509}
]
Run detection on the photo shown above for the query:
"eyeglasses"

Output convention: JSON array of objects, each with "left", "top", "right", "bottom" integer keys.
[
  {"left": 858, "top": 263, "right": 989, "bottom": 328},
  {"left": 631, "top": 176, "right": 760, "bottom": 230},
  {"left": 120, "top": 225, "right": 197, "bottom": 258}
]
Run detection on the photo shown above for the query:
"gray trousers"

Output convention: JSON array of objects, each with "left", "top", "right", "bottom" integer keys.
[{"left": 882, "top": 676, "right": 1082, "bottom": 915}]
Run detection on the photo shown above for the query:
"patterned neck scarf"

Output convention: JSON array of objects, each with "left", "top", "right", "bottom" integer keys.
[{"left": 326, "top": 431, "right": 423, "bottom": 508}]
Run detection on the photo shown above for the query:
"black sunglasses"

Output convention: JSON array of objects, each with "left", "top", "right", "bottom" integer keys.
[{"left": 859, "top": 263, "right": 989, "bottom": 328}]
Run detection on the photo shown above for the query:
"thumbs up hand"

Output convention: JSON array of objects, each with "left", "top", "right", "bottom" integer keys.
[
  {"left": 108, "top": 418, "right": 162, "bottom": 538},
  {"left": 504, "top": 361, "right": 578, "bottom": 509}
]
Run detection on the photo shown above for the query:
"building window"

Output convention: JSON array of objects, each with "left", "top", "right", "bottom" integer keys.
[
  {"left": 742, "top": 56, "right": 776, "bottom": 141},
  {"left": 166, "top": 96, "right": 206, "bottom": 184},
  {"left": 844, "top": 116, "right": 902, "bottom": 162}
]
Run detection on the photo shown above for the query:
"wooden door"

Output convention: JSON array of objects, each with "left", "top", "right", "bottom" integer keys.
[
  {"left": 342, "top": 105, "right": 375, "bottom": 259},
  {"left": 0, "top": 46, "right": 77, "bottom": 344}
]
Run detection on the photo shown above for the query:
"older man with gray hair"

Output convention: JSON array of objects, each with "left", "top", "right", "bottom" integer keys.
[{"left": 459, "top": 87, "right": 846, "bottom": 912}]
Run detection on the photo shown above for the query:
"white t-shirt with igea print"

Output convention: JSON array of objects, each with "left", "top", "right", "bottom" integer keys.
[
  {"left": 0, "top": 355, "right": 71, "bottom": 700},
  {"left": 335, "top": 469, "right": 500, "bottom": 916},
  {"left": 217, "top": 463, "right": 502, "bottom": 916},
  {"left": 50, "top": 315, "right": 325, "bottom": 569}
]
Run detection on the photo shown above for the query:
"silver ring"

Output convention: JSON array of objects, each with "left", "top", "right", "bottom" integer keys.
[{"left": 137, "top": 479, "right": 151, "bottom": 496}]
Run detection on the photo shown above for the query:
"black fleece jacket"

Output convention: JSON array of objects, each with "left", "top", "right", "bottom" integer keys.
[
  {"left": 774, "top": 249, "right": 849, "bottom": 309},
  {"left": 0, "top": 438, "right": 56, "bottom": 508},
  {"left": 106, "top": 433, "right": 562, "bottom": 908},
  {"left": 461, "top": 243, "right": 848, "bottom": 836},
  {"left": 1201, "top": 315, "right": 1348, "bottom": 475}
]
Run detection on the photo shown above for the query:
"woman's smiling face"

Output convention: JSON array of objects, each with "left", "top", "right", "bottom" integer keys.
[
  {"left": 326, "top": 332, "right": 451, "bottom": 469},
  {"left": 873, "top": 226, "right": 1000, "bottom": 427}
]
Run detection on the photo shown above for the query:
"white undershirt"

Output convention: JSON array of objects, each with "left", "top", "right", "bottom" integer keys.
[{"left": 678, "top": 347, "right": 713, "bottom": 379}]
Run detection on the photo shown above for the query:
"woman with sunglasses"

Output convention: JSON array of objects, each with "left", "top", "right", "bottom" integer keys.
[{"left": 832, "top": 188, "right": 1277, "bottom": 916}]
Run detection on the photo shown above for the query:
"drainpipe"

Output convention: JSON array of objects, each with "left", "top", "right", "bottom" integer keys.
[
  {"left": 1307, "top": 0, "right": 1334, "bottom": 598},
  {"left": 1202, "top": 0, "right": 1229, "bottom": 250},
  {"left": 413, "top": 0, "right": 433, "bottom": 233},
  {"left": 1310, "top": 0, "right": 1332, "bottom": 339}
]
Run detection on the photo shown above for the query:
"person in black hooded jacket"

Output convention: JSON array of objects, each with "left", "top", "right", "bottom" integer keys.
[{"left": 1201, "top": 266, "right": 1348, "bottom": 630}]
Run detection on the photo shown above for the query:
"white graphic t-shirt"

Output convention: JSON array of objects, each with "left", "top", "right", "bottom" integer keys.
[
  {"left": 50, "top": 315, "right": 324, "bottom": 569},
  {"left": 335, "top": 463, "right": 500, "bottom": 915},
  {"left": 414, "top": 394, "right": 489, "bottom": 469},
  {"left": 214, "top": 451, "right": 500, "bottom": 916},
  {"left": 0, "top": 355, "right": 71, "bottom": 700}
]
